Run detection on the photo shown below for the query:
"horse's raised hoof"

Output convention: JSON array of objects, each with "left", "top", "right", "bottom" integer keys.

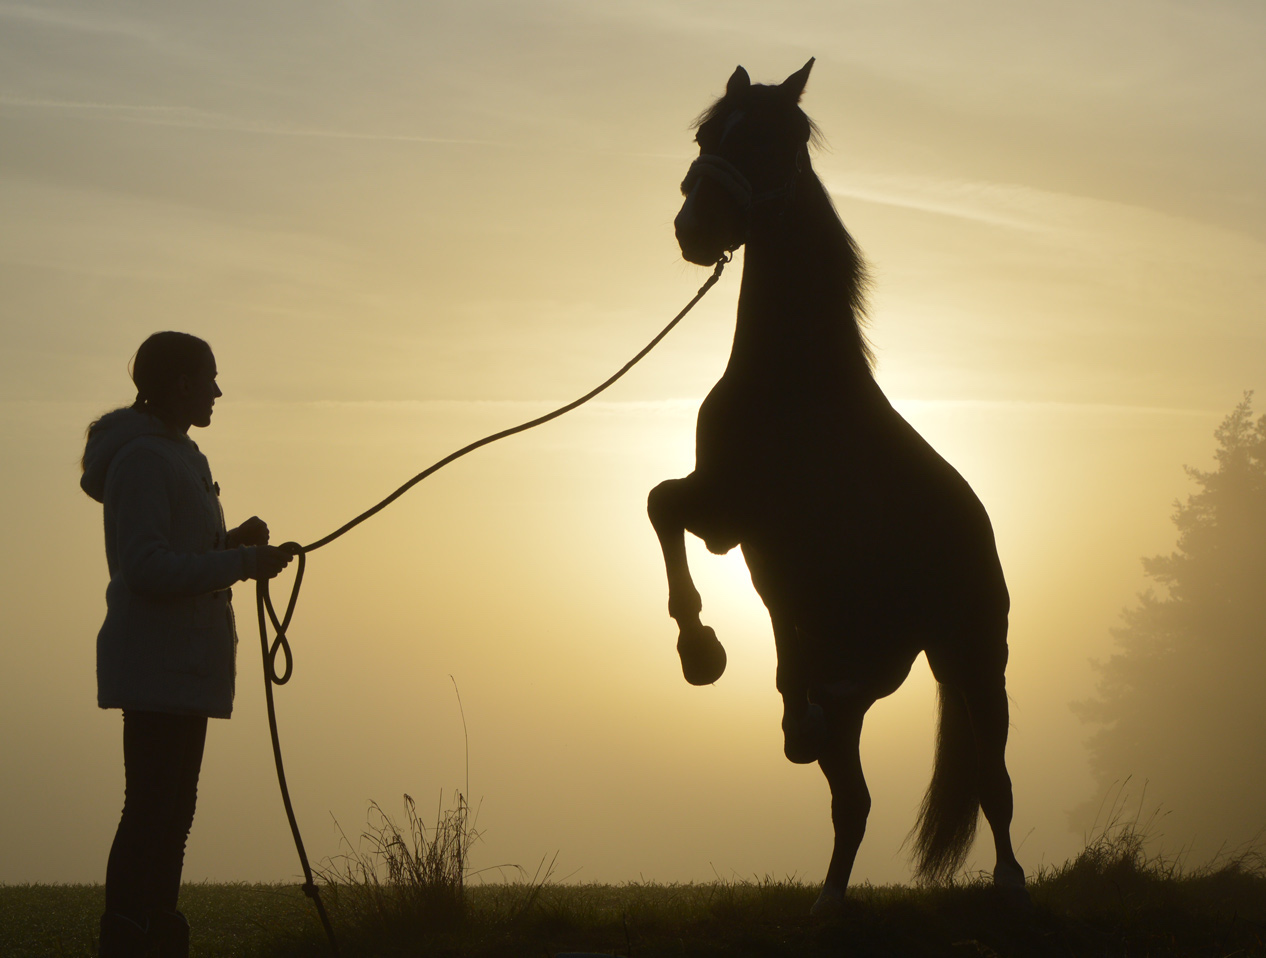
[
  {"left": 677, "top": 623, "right": 727, "bottom": 685},
  {"left": 782, "top": 702, "right": 826, "bottom": 764},
  {"left": 809, "top": 881, "right": 846, "bottom": 919}
]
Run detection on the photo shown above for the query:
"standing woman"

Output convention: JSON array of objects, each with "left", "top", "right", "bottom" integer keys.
[{"left": 80, "top": 332, "right": 292, "bottom": 958}]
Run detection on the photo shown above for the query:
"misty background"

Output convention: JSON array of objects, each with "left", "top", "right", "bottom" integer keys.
[{"left": 2, "top": 1, "right": 1264, "bottom": 887}]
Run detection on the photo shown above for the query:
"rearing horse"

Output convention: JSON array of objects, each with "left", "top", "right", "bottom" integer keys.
[{"left": 648, "top": 60, "right": 1026, "bottom": 915}]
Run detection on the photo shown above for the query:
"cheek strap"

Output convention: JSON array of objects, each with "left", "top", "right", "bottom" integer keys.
[{"left": 681, "top": 154, "right": 754, "bottom": 209}]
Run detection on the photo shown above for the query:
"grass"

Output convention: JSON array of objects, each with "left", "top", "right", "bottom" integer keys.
[
  {"left": 5, "top": 772, "right": 1259, "bottom": 956},
  {"left": 6, "top": 792, "right": 1266, "bottom": 958},
  {"left": 6, "top": 866, "right": 1265, "bottom": 957}
]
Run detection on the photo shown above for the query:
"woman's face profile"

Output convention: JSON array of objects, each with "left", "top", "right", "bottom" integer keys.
[{"left": 180, "top": 352, "right": 222, "bottom": 430}]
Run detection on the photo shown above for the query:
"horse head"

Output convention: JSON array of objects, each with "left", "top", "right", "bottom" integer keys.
[{"left": 674, "top": 59, "right": 816, "bottom": 266}]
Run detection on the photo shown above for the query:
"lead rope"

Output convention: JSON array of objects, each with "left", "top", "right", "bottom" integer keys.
[{"left": 255, "top": 254, "right": 730, "bottom": 955}]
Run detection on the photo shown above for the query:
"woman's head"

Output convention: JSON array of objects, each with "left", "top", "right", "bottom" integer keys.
[{"left": 130, "top": 331, "right": 220, "bottom": 430}]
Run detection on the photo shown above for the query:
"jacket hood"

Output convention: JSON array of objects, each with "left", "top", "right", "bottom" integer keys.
[{"left": 80, "top": 407, "right": 181, "bottom": 503}]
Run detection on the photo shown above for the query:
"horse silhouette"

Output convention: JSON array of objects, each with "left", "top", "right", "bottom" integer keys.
[{"left": 648, "top": 60, "right": 1026, "bottom": 915}]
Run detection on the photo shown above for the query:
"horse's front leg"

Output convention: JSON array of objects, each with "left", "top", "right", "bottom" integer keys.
[{"left": 647, "top": 475, "right": 727, "bottom": 685}]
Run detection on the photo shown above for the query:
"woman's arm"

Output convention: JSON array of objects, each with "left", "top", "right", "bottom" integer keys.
[{"left": 109, "top": 448, "right": 249, "bottom": 597}]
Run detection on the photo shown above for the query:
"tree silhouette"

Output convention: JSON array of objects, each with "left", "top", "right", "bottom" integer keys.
[{"left": 1073, "top": 393, "right": 1266, "bottom": 850}]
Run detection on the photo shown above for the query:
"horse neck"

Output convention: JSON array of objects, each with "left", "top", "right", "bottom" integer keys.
[{"left": 727, "top": 175, "right": 872, "bottom": 387}]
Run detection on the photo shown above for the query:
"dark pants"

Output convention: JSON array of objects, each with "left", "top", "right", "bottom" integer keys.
[{"left": 104, "top": 710, "right": 207, "bottom": 922}]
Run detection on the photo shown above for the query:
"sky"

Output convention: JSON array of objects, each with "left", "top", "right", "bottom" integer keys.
[{"left": 1, "top": 0, "right": 1263, "bottom": 888}]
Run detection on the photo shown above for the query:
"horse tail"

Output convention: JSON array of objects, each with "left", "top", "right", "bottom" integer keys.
[{"left": 910, "top": 683, "right": 979, "bottom": 882}]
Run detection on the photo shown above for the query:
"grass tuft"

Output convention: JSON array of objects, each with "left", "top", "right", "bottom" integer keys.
[
  {"left": 1027, "top": 783, "right": 1266, "bottom": 956},
  {"left": 318, "top": 790, "right": 479, "bottom": 935}
]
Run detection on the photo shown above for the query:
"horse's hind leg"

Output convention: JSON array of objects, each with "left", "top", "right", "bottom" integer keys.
[
  {"left": 647, "top": 475, "right": 727, "bottom": 685},
  {"left": 960, "top": 675, "right": 1027, "bottom": 903},
  {"left": 812, "top": 692, "right": 871, "bottom": 917},
  {"left": 770, "top": 612, "right": 825, "bottom": 764}
]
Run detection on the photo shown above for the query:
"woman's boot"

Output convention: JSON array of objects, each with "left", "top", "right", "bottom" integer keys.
[
  {"left": 148, "top": 910, "right": 191, "bottom": 958},
  {"left": 98, "top": 912, "right": 148, "bottom": 958}
]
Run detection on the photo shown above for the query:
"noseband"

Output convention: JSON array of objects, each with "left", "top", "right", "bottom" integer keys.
[{"left": 681, "top": 153, "right": 802, "bottom": 216}]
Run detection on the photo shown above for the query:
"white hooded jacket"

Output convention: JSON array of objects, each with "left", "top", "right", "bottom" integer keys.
[{"left": 81, "top": 407, "right": 257, "bottom": 718}]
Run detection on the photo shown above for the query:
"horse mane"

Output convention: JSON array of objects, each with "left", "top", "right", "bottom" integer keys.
[{"left": 805, "top": 173, "right": 874, "bottom": 370}]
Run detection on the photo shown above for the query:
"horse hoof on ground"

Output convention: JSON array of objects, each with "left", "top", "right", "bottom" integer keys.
[
  {"left": 810, "top": 881, "right": 846, "bottom": 919},
  {"left": 782, "top": 702, "right": 826, "bottom": 764},
  {"left": 993, "top": 862, "right": 1032, "bottom": 911},
  {"left": 677, "top": 624, "right": 726, "bottom": 685}
]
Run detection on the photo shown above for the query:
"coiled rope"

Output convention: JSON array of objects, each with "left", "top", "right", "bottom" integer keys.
[{"left": 255, "top": 254, "right": 729, "bottom": 955}]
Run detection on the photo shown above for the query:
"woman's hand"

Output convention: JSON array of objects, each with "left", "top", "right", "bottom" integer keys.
[
  {"left": 228, "top": 516, "right": 270, "bottom": 549},
  {"left": 252, "top": 545, "right": 293, "bottom": 580}
]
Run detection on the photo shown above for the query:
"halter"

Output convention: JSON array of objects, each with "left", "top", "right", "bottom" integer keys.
[{"left": 681, "top": 152, "right": 802, "bottom": 215}]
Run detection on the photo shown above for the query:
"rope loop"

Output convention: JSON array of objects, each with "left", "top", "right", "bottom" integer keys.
[
  {"left": 268, "top": 631, "right": 294, "bottom": 686},
  {"left": 259, "top": 543, "right": 306, "bottom": 686}
]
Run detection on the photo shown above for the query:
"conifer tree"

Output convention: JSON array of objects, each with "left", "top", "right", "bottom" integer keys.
[{"left": 1073, "top": 393, "right": 1266, "bottom": 849}]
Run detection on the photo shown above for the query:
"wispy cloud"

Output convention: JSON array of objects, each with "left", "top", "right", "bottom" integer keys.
[
  {"left": 0, "top": 95, "right": 496, "bottom": 145},
  {"left": 218, "top": 396, "right": 1220, "bottom": 421},
  {"left": 0, "top": 2, "right": 165, "bottom": 43},
  {"left": 824, "top": 171, "right": 1059, "bottom": 233},
  {"left": 823, "top": 166, "right": 1266, "bottom": 280},
  {"left": 891, "top": 397, "right": 1219, "bottom": 419},
  {"left": 262, "top": 398, "right": 704, "bottom": 416}
]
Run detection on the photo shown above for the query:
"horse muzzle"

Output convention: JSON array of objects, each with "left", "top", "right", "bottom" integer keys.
[
  {"left": 675, "top": 154, "right": 756, "bottom": 264},
  {"left": 675, "top": 213, "right": 739, "bottom": 266}
]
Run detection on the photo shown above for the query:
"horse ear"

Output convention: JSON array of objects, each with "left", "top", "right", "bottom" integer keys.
[
  {"left": 779, "top": 57, "right": 815, "bottom": 101},
  {"left": 726, "top": 66, "right": 751, "bottom": 97}
]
